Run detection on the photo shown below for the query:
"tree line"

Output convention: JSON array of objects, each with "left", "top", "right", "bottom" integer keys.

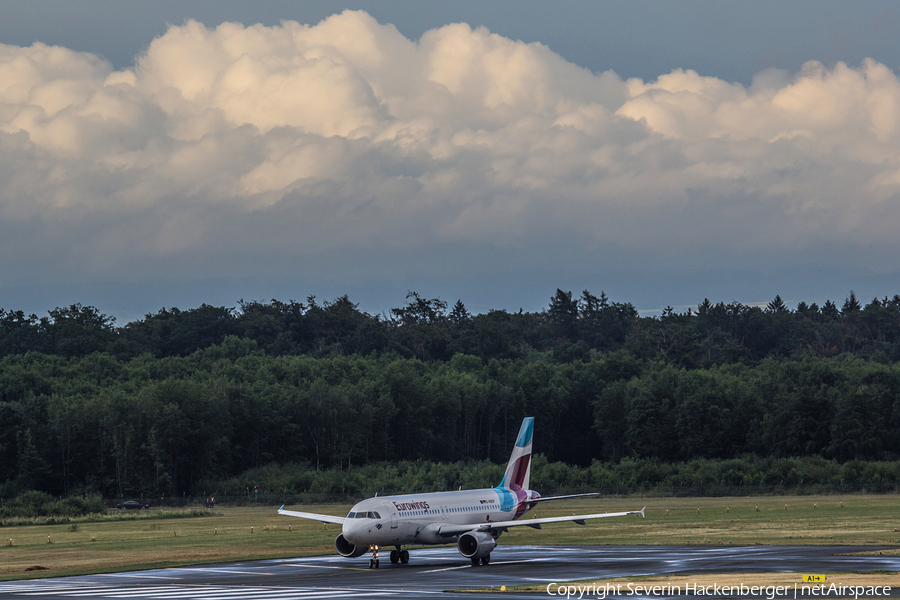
[
  {"left": 1, "top": 289, "right": 899, "bottom": 502},
  {"left": 3, "top": 290, "right": 899, "bottom": 364}
]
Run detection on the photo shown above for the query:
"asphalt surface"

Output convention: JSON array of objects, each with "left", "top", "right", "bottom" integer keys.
[{"left": 0, "top": 545, "right": 898, "bottom": 599}]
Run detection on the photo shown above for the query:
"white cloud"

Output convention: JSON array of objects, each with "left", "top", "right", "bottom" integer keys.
[{"left": 1, "top": 10, "right": 899, "bottom": 292}]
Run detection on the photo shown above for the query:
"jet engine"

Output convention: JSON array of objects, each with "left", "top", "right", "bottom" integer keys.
[
  {"left": 335, "top": 533, "right": 367, "bottom": 558},
  {"left": 457, "top": 531, "right": 497, "bottom": 559}
]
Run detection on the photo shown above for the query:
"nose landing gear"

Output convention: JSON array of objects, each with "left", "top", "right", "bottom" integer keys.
[{"left": 367, "top": 545, "right": 380, "bottom": 569}]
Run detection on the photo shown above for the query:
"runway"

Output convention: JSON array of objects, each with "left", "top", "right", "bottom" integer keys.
[{"left": 1, "top": 545, "right": 898, "bottom": 599}]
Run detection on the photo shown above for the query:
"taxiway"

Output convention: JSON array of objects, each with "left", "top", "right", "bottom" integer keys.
[{"left": 1, "top": 545, "right": 898, "bottom": 599}]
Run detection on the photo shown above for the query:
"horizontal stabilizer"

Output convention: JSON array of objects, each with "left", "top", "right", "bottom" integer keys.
[{"left": 528, "top": 492, "right": 600, "bottom": 503}]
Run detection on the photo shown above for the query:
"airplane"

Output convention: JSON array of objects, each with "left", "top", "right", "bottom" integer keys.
[{"left": 278, "top": 417, "right": 644, "bottom": 568}]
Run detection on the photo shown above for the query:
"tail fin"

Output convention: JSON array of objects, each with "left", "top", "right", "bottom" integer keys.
[{"left": 499, "top": 417, "right": 533, "bottom": 491}]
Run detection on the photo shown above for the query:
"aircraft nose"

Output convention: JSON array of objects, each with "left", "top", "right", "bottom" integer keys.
[{"left": 342, "top": 519, "right": 362, "bottom": 544}]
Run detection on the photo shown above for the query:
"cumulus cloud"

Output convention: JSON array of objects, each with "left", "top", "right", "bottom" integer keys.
[{"left": 1, "top": 10, "right": 899, "bottom": 296}]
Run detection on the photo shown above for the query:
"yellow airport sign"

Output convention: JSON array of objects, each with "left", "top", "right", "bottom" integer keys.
[{"left": 803, "top": 574, "right": 826, "bottom": 583}]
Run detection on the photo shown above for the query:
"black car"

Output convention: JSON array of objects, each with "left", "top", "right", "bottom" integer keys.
[{"left": 117, "top": 500, "right": 150, "bottom": 510}]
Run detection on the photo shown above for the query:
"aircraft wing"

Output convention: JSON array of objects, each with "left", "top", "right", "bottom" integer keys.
[
  {"left": 436, "top": 507, "right": 644, "bottom": 537},
  {"left": 278, "top": 506, "right": 346, "bottom": 525}
]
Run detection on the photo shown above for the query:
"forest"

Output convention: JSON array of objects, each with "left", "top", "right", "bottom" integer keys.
[{"left": 1, "top": 289, "right": 899, "bottom": 502}]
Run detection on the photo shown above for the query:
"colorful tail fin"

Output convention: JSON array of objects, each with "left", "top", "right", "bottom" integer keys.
[{"left": 499, "top": 417, "right": 533, "bottom": 491}]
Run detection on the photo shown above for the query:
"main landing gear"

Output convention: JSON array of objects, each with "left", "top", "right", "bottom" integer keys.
[
  {"left": 389, "top": 547, "right": 410, "bottom": 564},
  {"left": 471, "top": 554, "right": 491, "bottom": 566}
]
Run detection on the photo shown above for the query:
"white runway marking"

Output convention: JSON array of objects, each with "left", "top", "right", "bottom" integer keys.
[
  {"left": 0, "top": 582, "right": 389, "bottom": 599},
  {"left": 417, "top": 564, "right": 471, "bottom": 573},
  {"left": 96, "top": 573, "right": 178, "bottom": 580},
  {"left": 417, "top": 556, "right": 542, "bottom": 573},
  {"left": 176, "top": 568, "right": 272, "bottom": 575},
  {"left": 284, "top": 563, "right": 363, "bottom": 570}
]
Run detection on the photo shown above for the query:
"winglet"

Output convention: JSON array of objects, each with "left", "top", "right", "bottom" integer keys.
[{"left": 640, "top": 506, "right": 646, "bottom": 519}]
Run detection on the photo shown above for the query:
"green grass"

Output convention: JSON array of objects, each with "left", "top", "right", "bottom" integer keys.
[
  {"left": 0, "top": 505, "right": 342, "bottom": 581},
  {"left": 1, "top": 495, "right": 898, "bottom": 581}
]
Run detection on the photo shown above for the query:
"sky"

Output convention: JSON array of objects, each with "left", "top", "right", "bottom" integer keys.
[{"left": 2, "top": 1, "right": 900, "bottom": 322}]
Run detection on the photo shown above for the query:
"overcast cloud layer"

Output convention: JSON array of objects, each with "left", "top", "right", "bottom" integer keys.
[{"left": 2, "top": 11, "right": 899, "bottom": 316}]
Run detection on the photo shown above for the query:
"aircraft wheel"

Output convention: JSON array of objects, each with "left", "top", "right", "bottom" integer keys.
[
  {"left": 400, "top": 550, "right": 409, "bottom": 564},
  {"left": 471, "top": 557, "right": 480, "bottom": 566},
  {"left": 375, "top": 559, "right": 380, "bottom": 568},
  {"left": 481, "top": 554, "right": 490, "bottom": 565},
  {"left": 368, "top": 559, "right": 374, "bottom": 569},
  {"left": 390, "top": 550, "right": 399, "bottom": 564}
]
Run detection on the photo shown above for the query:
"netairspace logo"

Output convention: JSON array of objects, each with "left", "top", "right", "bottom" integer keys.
[{"left": 545, "top": 582, "right": 892, "bottom": 599}]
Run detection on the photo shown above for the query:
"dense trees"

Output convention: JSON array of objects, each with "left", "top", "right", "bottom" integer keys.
[
  {"left": 1, "top": 290, "right": 899, "bottom": 500},
  {"left": 1, "top": 343, "right": 899, "bottom": 499}
]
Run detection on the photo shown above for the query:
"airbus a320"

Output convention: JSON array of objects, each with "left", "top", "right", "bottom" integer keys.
[{"left": 279, "top": 417, "right": 644, "bottom": 567}]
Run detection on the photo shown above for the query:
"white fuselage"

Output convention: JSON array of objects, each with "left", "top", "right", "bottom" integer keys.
[{"left": 341, "top": 487, "right": 533, "bottom": 547}]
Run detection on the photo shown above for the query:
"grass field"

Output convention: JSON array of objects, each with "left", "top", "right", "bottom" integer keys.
[{"left": 1, "top": 494, "right": 898, "bottom": 581}]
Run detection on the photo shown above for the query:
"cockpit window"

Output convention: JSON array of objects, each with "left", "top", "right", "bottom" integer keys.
[{"left": 347, "top": 510, "right": 381, "bottom": 519}]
